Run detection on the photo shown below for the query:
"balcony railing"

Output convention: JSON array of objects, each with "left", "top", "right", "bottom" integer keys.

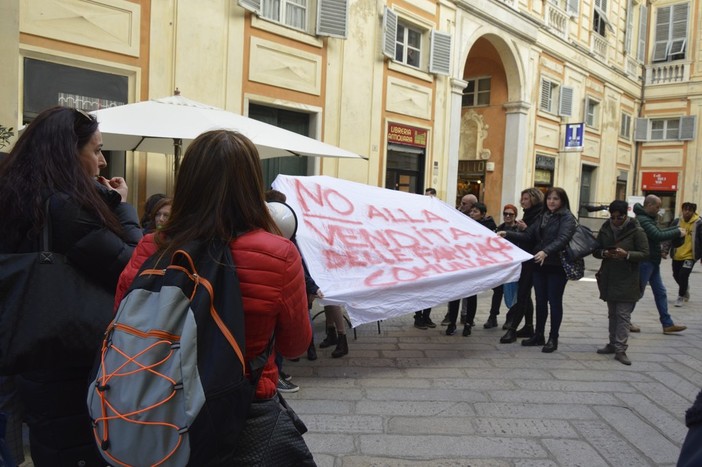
[
  {"left": 546, "top": 3, "right": 569, "bottom": 40},
  {"left": 646, "top": 60, "right": 690, "bottom": 85},
  {"left": 591, "top": 34, "right": 608, "bottom": 61}
]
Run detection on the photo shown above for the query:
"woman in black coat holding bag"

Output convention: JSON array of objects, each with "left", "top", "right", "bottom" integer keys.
[
  {"left": 0, "top": 107, "right": 142, "bottom": 465},
  {"left": 499, "top": 187, "right": 576, "bottom": 353}
]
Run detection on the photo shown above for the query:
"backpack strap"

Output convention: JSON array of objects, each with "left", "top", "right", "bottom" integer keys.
[{"left": 248, "top": 333, "right": 275, "bottom": 387}]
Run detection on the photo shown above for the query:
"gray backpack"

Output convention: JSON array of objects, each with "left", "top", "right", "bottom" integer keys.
[{"left": 87, "top": 241, "right": 270, "bottom": 466}]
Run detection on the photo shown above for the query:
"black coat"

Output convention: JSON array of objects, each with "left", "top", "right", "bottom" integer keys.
[
  {"left": 679, "top": 389, "right": 702, "bottom": 467},
  {"left": 506, "top": 208, "right": 577, "bottom": 267},
  {"left": 3, "top": 185, "right": 141, "bottom": 466}
]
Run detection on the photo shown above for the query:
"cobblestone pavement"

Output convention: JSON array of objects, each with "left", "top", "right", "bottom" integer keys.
[{"left": 287, "top": 257, "right": 702, "bottom": 466}]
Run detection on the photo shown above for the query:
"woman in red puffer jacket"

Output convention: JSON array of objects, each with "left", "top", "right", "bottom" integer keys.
[{"left": 115, "top": 130, "right": 314, "bottom": 466}]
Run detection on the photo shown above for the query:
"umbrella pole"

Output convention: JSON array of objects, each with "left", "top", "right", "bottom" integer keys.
[{"left": 173, "top": 138, "right": 183, "bottom": 177}]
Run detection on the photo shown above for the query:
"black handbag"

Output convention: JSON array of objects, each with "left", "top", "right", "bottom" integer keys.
[
  {"left": 0, "top": 201, "right": 114, "bottom": 375},
  {"left": 559, "top": 251, "right": 585, "bottom": 281},
  {"left": 566, "top": 222, "right": 599, "bottom": 259}
]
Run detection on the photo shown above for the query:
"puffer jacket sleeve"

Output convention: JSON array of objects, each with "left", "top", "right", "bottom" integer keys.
[
  {"left": 274, "top": 243, "right": 312, "bottom": 358},
  {"left": 114, "top": 234, "right": 159, "bottom": 310},
  {"left": 542, "top": 211, "right": 577, "bottom": 257},
  {"left": 49, "top": 194, "right": 142, "bottom": 292}
]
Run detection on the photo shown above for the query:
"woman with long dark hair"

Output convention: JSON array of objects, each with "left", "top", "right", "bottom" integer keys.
[
  {"left": 116, "top": 130, "right": 314, "bottom": 465},
  {"left": 0, "top": 106, "right": 142, "bottom": 464},
  {"left": 500, "top": 187, "right": 576, "bottom": 352}
]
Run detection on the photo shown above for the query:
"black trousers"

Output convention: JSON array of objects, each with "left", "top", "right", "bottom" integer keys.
[{"left": 672, "top": 259, "right": 695, "bottom": 298}]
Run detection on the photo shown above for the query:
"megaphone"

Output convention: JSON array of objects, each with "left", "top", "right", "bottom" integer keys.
[{"left": 267, "top": 201, "right": 298, "bottom": 240}]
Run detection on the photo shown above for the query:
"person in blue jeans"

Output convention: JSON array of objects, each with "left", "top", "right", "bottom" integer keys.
[{"left": 633, "top": 195, "right": 687, "bottom": 333}]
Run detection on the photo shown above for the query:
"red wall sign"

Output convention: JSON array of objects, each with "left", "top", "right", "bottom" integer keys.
[
  {"left": 641, "top": 172, "right": 679, "bottom": 191},
  {"left": 387, "top": 123, "right": 428, "bottom": 148}
]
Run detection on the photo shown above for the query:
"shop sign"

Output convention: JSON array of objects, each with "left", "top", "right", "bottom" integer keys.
[
  {"left": 563, "top": 123, "right": 584, "bottom": 151},
  {"left": 388, "top": 123, "right": 427, "bottom": 148},
  {"left": 641, "top": 172, "right": 678, "bottom": 191}
]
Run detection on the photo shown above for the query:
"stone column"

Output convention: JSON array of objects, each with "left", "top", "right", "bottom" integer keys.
[
  {"left": 446, "top": 78, "right": 468, "bottom": 206},
  {"left": 502, "top": 101, "right": 531, "bottom": 205}
]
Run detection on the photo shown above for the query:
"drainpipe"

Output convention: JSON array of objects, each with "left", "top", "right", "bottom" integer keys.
[{"left": 632, "top": 0, "right": 650, "bottom": 197}]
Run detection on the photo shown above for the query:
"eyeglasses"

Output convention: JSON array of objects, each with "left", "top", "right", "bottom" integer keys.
[
  {"left": 503, "top": 212, "right": 516, "bottom": 216},
  {"left": 610, "top": 215, "right": 626, "bottom": 221}
]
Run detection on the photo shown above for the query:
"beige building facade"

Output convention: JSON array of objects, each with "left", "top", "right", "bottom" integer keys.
[{"left": 1, "top": 0, "right": 700, "bottom": 220}]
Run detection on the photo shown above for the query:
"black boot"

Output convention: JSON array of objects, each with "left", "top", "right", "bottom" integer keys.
[
  {"left": 319, "top": 327, "right": 338, "bottom": 348},
  {"left": 542, "top": 337, "right": 558, "bottom": 353},
  {"left": 483, "top": 314, "right": 498, "bottom": 329},
  {"left": 516, "top": 324, "right": 534, "bottom": 338},
  {"left": 331, "top": 334, "right": 348, "bottom": 358},
  {"left": 502, "top": 319, "right": 513, "bottom": 331},
  {"left": 521, "top": 334, "right": 545, "bottom": 346},
  {"left": 307, "top": 339, "right": 317, "bottom": 361},
  {"left": 462, "top": 324, "right": 472, "bottom": 336},
  {"left": 500, "top": 329, "right": 517, "bottom": 344}
]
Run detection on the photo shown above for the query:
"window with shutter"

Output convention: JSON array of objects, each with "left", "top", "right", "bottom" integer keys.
[
  {"left": 567, "top": 0, "right": 579, "bottom": 15},
  {"left": 637, "top": 5, "right": 647, "bottom": 62},
  {"left": 620, "top": 113, "right": 632, "bottom": 139},
  {"left": 540, "top": 79, "right": 556, "bottom": 113},
  {"left": 680, "top": 116, "right": 696, "bottom": 140},
  {"left": 652, "top": 3, "right": 689, "bottom": 62},
  {"left": 634, "top": 118, "right": 648, "bottom": 141},
  {"left": 624, "top": 0, "right": 634, "bottom": 54},
  {"left": 317, "top": 0, "right": 348, "bottom": 38},
  {"left": 558, "top": 86, "right": 573, "bottom": 117},
  {"left": 429, "top": 30, "right": 451, "bottom": 76},
  {"left": 239, "top": 0, "right": 262, "bottom": 13},
  {"left": 585, "top": 98, "right": 600, "bottom": 128},
  {"left": 382, "top": 8, "right": 397, "bottom": 59}
]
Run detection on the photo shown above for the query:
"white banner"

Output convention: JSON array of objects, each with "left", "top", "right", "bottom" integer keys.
[{"left": 272, "top": 175, "right": 533, "bottom": 327}]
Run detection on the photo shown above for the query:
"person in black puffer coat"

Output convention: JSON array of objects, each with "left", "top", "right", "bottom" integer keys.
[
  {"left": 0, "top": 107, "right": 142, "bottom": 466},
  {"left": 679, "top": 389, "right": 702, "bottom": 467},
  {"left": 501, "top": 187, "right": 577, "bottom": 353},
  {"left": 499, "top": 188, "right": 544, "bottom": 343}
]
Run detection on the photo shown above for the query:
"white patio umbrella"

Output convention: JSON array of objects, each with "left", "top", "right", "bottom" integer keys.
[{"left": 90, "top": 93, "right": 365, "bottom": 173}]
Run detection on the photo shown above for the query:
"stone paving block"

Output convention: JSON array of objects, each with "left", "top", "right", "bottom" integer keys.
[
  {"left": 291, "top": 387, "right": 364, "bottom": 401},
  {"left": 381, "top": 350, "right": 426, "bottom": 358},
  {"left": 516, "top": 379, "right": 637, "bottom": 393},
  {"left": 570, "top": 419, "right": 653, "bottom": 466},
  {"left": 473, "top": 417, "right": 578, "bottom": 438},
  {"left": 365, "top": 387, "right": 487, "bottom": 403},
  {"left": 355, "top": 400, "right": 469, "bottom": 417},
  {"left": 648, "top": 370, "right": 702, "bottom": 400},
  {"left": 432, "top": 378, "right": 517, "bottom": 391},
  {"left": 662, "top": 361, "right": 702, "bottom": 386},
  {"left": 541, "top": 438, "right": 609, "bottom": 467},
  {"left": 291, "top": 376, "right": 359, "bottom": 389},
  {"left": 387, "top": 415, "right": 476, "bottom": 435},
  {"left": 340, "top": 455, "right": 511, "bottom": 466},
  {"left": 285, "top": 399, "right": 354, "bottom": 415},
  {"left": 403, "top": 368, "right": 467, "bottom": 378},
  {"left": 474, "top": 403, "right": 598, "bottom": 420},
  {"left": 549, "top": 369, "right": 652, "bottom": 382},
  {"left": 488, "top": 389, "right": 619, "bottom": 405},
  {"left": 311, "top": 453, "right": 336, "bottom": 467},
  {"left": 349, "top": 358, "right": 400, "bottom": 367},
  {"left": 315, "top": 366, "right": 405, "bottom": 379},
  {"left": 462, "top": 368, "right": 552, "bottom": 380},
  {"left": 393, "top": 358, "right": 444, "bottom": 368},
  {"left": 629, "top": 381, "right": 693, "bottom": 416},
  {"left": 304, "top": 433, "right": 356, "bottom": 455},
  {"left": 615, "top": 393, "right": 689, "bottom": 443},
  {"left": 593, "top": 405, "right": 681, "bottom": 464},
  {"left": 305, "top": 414, "right": 384, "bottom": 433},
  {"left": 492, "top": 358, "right": 589, "bottom": 370},
  {"left": 359, "top": 377, "right": 433, "bottom": 389},
  {"left": 358, "top": 434, "right": 546, "bottom": 459},
  {"left": 514, "top": 461, "right": 559, "bottom": 467}
]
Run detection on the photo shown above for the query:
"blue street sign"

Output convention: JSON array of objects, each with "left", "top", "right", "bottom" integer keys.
[{"left": 564, "top": 123, "right": 584, "bottom": 151}]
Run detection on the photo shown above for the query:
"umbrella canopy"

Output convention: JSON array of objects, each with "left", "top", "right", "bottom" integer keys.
[{"left": 90, "top": 94, "right": 365, "bottom": 163}]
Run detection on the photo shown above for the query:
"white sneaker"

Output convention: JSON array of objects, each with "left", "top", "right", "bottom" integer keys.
[
  {"left": 674, "top": 297, "right": 684, "bottom": 307},
  {"left": 684, "top": 290, "right": 690, "bottom": 302}
]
